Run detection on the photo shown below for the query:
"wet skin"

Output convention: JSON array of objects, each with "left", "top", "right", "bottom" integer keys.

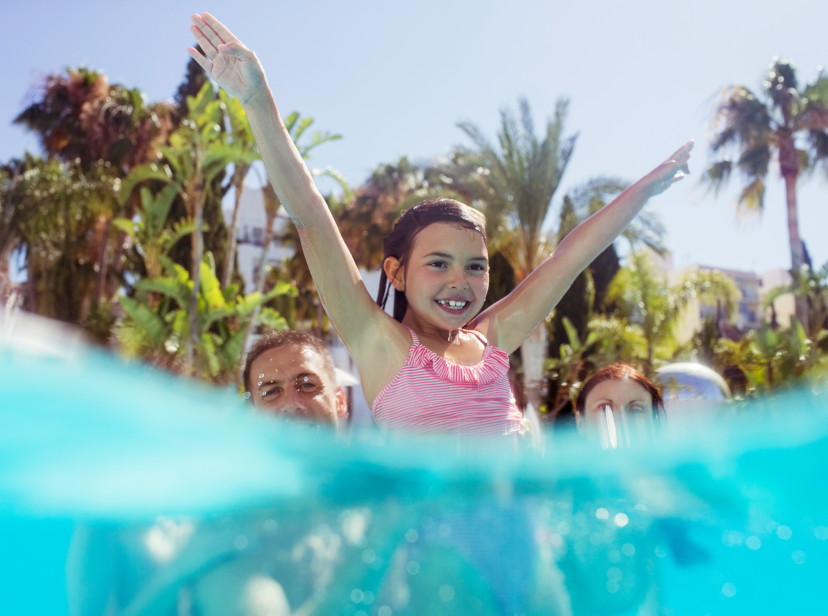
[
  {"left": 385, "top": 223, "right": 489, "bottom": 366},
  {"left": 249, "top": 344, "right": 346, "bottom": 425},
  {"left": 583, "top": 378, "right": 654, "bottom": 420}
]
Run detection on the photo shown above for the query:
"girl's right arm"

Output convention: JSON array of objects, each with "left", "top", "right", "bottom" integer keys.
[{"left": 188, "top": 13, "right": 410, "bottom": 396}]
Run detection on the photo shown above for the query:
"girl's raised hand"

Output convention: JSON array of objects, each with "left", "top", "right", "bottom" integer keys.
[
  {"left": 638, "top": 140, "right": 694, "bottom": 199},
  {"left": 188, "top": 13, "right": 267, "bottom": 105}
]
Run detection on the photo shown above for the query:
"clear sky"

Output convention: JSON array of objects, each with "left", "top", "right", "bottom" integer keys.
[{"left": 3, "top": 0, "right": 826, "bottom": 273}]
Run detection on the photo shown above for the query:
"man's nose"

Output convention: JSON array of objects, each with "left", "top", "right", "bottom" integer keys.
[{"left": 274, "top": 387, "right": 307, "bottom": 414}]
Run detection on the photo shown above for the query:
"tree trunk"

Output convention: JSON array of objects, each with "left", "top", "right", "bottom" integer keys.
[
  {"left": 188, "top": 201, "right": 205, "bottom": 377},
  {"left": 783, "top": 173, "right": 809, "bottom": 332},
  {"left": 221, "top": 171, "right": 246, "bottom": 289},
  {"left": 521, "top": 322, "right": 548, "bottom": 413},
  {"left": 93, "top": 217, "right": 111, "bottom": 307},
  {"left": 236, "top": 211, "right": 275, "bottom": 380}
]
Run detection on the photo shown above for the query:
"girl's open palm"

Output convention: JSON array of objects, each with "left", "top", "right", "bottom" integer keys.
[{"left": 188, "top": 13, "right": 267, "bottom": 104}]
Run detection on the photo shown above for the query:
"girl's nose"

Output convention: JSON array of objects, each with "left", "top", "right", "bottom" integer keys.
[{"left": 447, "top": 268, "right": 469, "bottom": 289}]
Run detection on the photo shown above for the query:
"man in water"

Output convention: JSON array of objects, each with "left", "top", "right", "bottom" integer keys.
[{"left": 243, "top": 330, "right": 348, "bottom": 425}]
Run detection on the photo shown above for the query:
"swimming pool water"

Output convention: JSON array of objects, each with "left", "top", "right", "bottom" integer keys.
[{"left": 2, "top": 340, "right": 828, "bottom": 615}]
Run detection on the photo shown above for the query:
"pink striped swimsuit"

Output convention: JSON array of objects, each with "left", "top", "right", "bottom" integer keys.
[{"left": 371, "top": 327, "right": 523, "bottom": 437}]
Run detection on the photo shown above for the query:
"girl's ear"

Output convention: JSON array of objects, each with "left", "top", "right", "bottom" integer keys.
[{"left": 383, "top": 257, "right": 405, "bottom": 292}]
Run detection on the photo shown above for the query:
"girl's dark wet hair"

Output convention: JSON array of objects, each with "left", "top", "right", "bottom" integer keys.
[
  {"left": 376, "top": 198, "right": 488, "bottom": 322},
  {"left": 576, "top": 363, "right": 666, "bottom": 420}
]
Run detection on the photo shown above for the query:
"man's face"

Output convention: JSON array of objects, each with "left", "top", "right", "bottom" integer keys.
[{"left": 249, "top": 343, "right": 347, "bottom": 426}]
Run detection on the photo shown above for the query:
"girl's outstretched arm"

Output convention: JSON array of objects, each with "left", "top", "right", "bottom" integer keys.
[
  {"left": 187, "top": 14, "right": 410, "bottom": 394},
  {"left": 471, "top": 141, "right": 693, "bottom": 356}
]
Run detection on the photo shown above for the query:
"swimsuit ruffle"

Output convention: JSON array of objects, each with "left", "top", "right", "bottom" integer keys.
[{"left": 406, "top": 332, "right": 510, "bottom": 385}]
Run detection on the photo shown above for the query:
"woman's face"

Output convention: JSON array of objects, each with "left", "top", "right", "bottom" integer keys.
[
  {"left": 583, "top": 378, "right": 654, "bottom": 419},
  {"left": 391, "top": 222, "right": 489, "bottom": 330}
]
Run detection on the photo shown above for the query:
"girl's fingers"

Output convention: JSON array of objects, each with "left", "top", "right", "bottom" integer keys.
[
  {"left": 190, "top": 25, "right": 218, "bottom": 58},
  {"left": 191, "top": 13, "right": 225, "bottom": 49},
  {"left": 666, "top": 140, "right": 694, "bottom": 163},
  {"left": 187, "top": 47, "right": 213, "bottom": 74},
  {"left": 202, "top": 12, "right": 240, "bottom": 44}
]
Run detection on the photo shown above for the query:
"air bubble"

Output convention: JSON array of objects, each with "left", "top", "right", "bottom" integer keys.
[
  {"left": 242, "top": 392, "right": 251, "bottom": 399},
  {"left": 259, "top": 373, "right": 264, "bottom": 378},
  {"left": 304, "top": 376, "right": 309, "bottom": 381}
]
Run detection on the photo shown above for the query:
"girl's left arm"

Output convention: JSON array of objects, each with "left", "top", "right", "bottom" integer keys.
[{"left": 472, "top": 141, "right": 693, "bottom": 355}]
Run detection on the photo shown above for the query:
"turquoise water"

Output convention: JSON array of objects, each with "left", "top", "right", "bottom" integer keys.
[{"left": 2, "top": 341, "right": 828, "bottom": 615}]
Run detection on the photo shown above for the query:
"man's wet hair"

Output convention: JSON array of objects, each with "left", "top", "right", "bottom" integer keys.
[{"left": 242, "top": 330, "right": 336, "bottom": 393}]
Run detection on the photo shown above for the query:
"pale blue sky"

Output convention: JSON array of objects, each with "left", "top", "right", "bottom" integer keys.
[{"left": 4, "top": 0, "right": 826, "bottom": 273}]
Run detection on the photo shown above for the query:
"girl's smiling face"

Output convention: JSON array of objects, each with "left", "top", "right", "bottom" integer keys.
[{"left": 389, "top": 222, "right": 489, "bottom": 330}]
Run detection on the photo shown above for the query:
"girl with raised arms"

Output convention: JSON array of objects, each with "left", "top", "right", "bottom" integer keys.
[{"left": 187, "top": 13, "right": 692, "bottom": 437}]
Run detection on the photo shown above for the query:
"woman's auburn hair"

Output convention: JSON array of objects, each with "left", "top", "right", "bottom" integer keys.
[
  {"left": 576, "top": 363, "right": 665, "bottom": 418},
  {"left": 376, "top": 198, "right": 488, "bottom": 322}
]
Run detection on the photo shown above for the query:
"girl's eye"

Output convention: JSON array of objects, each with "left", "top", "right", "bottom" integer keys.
[
  {"left": 468, "top": 264, "right": 487, "bottom": 271},
  {"left": 428, "top": 261, "right": 447, "bottom": 268}
]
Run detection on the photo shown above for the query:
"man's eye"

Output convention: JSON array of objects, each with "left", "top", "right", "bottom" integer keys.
[{"left": 263, "top": 388, "right": 282, "bottom": 398}]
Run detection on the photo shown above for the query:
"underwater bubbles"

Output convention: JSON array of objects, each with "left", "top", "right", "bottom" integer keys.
[
  {"left": 777, "top": 525, "right": 793, "bottom": 540},
  {"left": 792, "top": 550, "right": 808, "bottom": 564},
  {"left": 596, "top": 508, "right": 609, "bottom": 520},
  {"left": 242, "top": 392, "right": 251, "bottom": 399},
  {"left": 438, "top": 585, "right": 455, "bottom": 601},
  {"left": 722, "top": 583, "right": 737, "bottom": 597}
]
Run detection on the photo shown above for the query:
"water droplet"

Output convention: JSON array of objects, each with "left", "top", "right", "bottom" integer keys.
[
  {"left": 607, "top": 567, "right": 622, "bottom": 582},
  {"left": 622, "top": 543, "right": 635, "bottom": 556},
  {"left": 777, "top": 525, "right": 793, "bottom": 540},
  {"left": 614, "top": 513, "right": 629, "bottom": 527},
  {"left": 405, "top": 529, "right": 419, "bottom": 543},
  {"left": 792, "top": 549, "right": 807, "bottom": 564},
  {"left": 378, "top": 607, "right": 392, "bottom": 616},
  {"left": 596, "top": 508, "right": 609, "bottom": 520},
  {"left": 557, "top": 521, "right": 570, "bottom": 535},
  {"left": 362, "top": 549, "right": 376, "bottom": 563},
  {"left": 406, "top": 560, "right": 420, "bottom": 575},
  {"left": 438, "top": 523, "right": 451, "bottom": 537},
  {"left": 746, "top": 536, "right": 761, "bottom": 550},
  {"left": 350, "top": 589, "right": 364, "bottom": 603},
  {"left": 304, "top": 376, "right": 309, "bottom": 381},
  {"left": 263, "top": 519, "right": 278, "bottom": 532},
  {"left": 362, "top": 591, "right": 375, "bottom": 605},
  {"left": 234, "top": 535, "right": 248, "bottom": 550},
  {"left": 259, "top": 373, "right": 264, "bottom": 378},
  {"left": 722, "top": 582, "right": 737, "bottom": 597},
  {"left": 438, "top": 585, "right": 455, "bottom": 602},
  {"left": 814, "top": 526, "right": 828, "bottom": 540},
  {"left": 242, "top": 392, "right": 251, "bottom": 399},
  {"left": 605, "top": 580, "right": 619, "bottom": 593},
  {"left": 258, "top": 381, "right": 262, "bottom": 386}
]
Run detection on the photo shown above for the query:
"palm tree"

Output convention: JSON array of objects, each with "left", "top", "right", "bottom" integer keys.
[
  {"left": 119, "top": 82, "right": 254, "bottom": 374},
  {"left": 218, "top": 90, "right": 260, "bottom": 288},
  {"left": 703, "top": 59, "right": 828, "bottom": 329},
  {"left": 441, "top": 97, "right": 577, "bottom": 412},
  {"left": 112, "top": 184, "right": 195, "bottom": 280},
  {"left": 606, "top": 251, "right": 741, "bottom": 370},
  {"left": 14, "top": 68, "right": 174, "bottom": 310}
]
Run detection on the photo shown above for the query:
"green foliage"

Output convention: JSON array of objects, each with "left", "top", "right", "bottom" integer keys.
[
  {"left": 115, "top": 252, "right": 296, "bottom": 382},
  {"left": 606, "top": 251, "right": 741, "bottom": 368}
]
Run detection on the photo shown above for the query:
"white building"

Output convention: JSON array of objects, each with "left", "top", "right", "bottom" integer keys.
[{"left": 656, "top": 251, "right": 795, "bottom": 344}]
